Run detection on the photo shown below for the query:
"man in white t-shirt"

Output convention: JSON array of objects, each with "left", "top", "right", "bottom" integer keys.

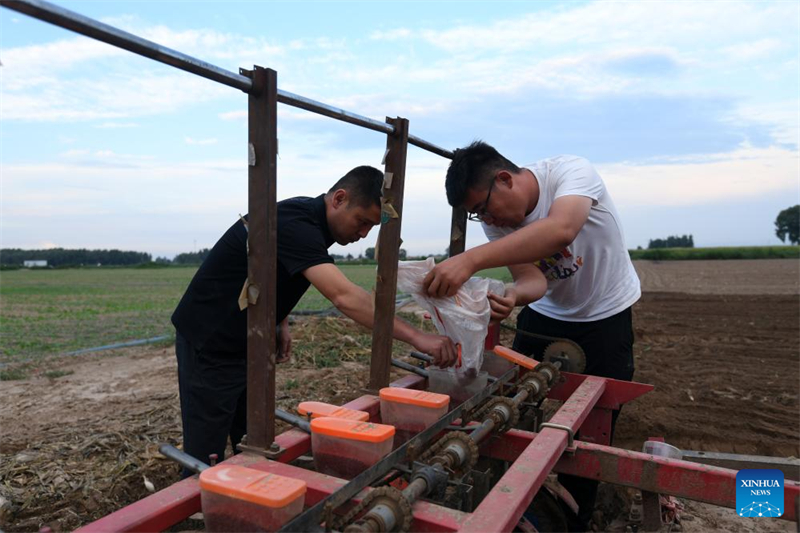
[{"left": 424, "top": 140, "right": 641, "bottom": 531}]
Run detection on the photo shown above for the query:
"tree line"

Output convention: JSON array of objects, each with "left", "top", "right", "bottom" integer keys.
[
  {"left": 6, "top": 205, "right": 797, "bottom": 268},
  {"left": 647, "top": 235, "right": 694, "bottom": 249},
  {"left": 162, "top": 248, "right": 211, "bottom": 265},
  {"left": 1, "top": 248, "right": 151, "bottom": 267}
]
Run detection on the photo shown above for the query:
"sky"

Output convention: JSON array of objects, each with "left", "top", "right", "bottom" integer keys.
[{"left": 1, "top": 0, "right": 798, "bottom": 259}]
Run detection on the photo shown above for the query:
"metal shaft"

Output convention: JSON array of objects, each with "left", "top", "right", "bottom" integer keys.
[
  {"left": 347, "top": 365, "right": 558, "bottom": 531},
  {"left": 275, "top": 409, "right": 311, "bottom": 433},
  {"left": 157, "top": 444, "right": 209, "bottom": 474},
  {"left": 391, "top": 358, "right": 429, "bottom": 378}
]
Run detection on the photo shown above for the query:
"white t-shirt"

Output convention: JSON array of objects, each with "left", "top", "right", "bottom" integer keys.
[{"left": 483, "top": 155, "right": 640, "bottom": 322}]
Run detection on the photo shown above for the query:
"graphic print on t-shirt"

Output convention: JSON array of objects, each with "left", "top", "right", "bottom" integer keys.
[{"left": 535, "top": 247, "right": 583, "bottom": 282}]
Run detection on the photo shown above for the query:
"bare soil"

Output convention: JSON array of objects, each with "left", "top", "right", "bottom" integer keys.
[
  {"left": 1, "top": 259, "right": 798, "bottom": 532},
  {"left": 632, "top": 258, "right": 799, "bottom": 295}
]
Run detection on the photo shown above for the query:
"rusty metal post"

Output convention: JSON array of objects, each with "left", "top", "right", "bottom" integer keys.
[
  {"left": 241, "top": 65, "right": 279, "bottom": 455},
  {"left": 640, "top": 491, "right": 662, "bottom": 531},
  {"left": 448, "top": 207, "right": 467, "bottom": 257},
  {"left": 368, "top": 117, "right": 409, "bottom": 391}
]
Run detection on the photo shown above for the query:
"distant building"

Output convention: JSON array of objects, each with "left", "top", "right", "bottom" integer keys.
[{"left": 23, "top": 260, "right": 47, "bottom": 268}]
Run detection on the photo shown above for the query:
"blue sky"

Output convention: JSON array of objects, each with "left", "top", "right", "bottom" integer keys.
[{"left": 1, "top": 1, "right": 798, "bottom": 258}]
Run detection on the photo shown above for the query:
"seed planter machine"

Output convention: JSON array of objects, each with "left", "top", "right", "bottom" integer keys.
[{"left": 79, "top": 328, "right": 800, "bottom": 532}]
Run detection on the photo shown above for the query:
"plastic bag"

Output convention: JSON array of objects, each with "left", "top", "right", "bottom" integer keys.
[{"left": 397, "top": 257, "right": 505, "bottom": 376}]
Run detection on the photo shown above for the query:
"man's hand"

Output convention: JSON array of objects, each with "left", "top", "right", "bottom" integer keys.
[
  {"left": 488, "top": 287, "right": 517, "bottom": 323},
  {"left": 277, "top": 318, "right": 292, "bottom": 363},
  {"left": 413, "top": 332, "right": 459, "bottom": 368},
  {"left": 423, "top": 253, "right": 476, "bottom": 298}
]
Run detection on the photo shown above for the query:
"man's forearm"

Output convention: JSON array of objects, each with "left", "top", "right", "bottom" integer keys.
[
  {"left": 509, "top": 276, "right": 547, "bottom": 307},
  {"left": 468, "top": 217, "right": 571, "bottom": 271},
  {"left": 334, "top": 287, "right": 419, "bottom": 347}
]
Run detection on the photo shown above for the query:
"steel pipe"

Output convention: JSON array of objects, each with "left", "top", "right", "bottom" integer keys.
[
  {"left": 408, "top": 134, "right": 454, "bottom": 159},
  {"left": 390, "top": 358, "right": 429, "bottom": 378},
  {"left": 158, "top": 444, "right": 210, "bottom": 475},
  {"left": 275, "top": 409, "right": 311, "bottom": 433}
]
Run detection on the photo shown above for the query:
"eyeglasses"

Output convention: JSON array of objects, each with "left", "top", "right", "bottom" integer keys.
[{"left": 467, "top": 179, "right": 495, "bottom": 222}]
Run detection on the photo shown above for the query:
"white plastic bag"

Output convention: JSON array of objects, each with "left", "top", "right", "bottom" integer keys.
[{"left": 397, "top": 257, "right": 505, "bottom": 375}]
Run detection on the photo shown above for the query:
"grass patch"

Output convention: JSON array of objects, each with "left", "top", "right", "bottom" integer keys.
[
  {"left": 0, "top": 267, "right": 197, "bottom": 364},
  {"left": 628, "top": 245, "right": 799, "bottom": 260},
  {"left": 475, "top": 266, "right": 513, "bottom": 283},
  {"left": 0, "top": 367, "right": 29, "bottom": 381},
  {"left": 285, "top": 378, "right": 299, "bottom": 390},
  {"left": 44, "top": 369, "right": 74, "bottom": 379}
]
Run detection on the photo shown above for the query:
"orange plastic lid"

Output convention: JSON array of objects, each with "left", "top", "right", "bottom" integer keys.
[
  {"left": 199, "top": 465, "right": 306, "bottom": 508},
  {"left": 297, "top": 401, "right": 369, "bottom": 422},
  {"left": 379, "top": 387, "right": 449, "bottom": 409},
  {"left": 310, "top": 417, "right": 395, "bottom": 442},
  {"left": 493, "top": 345, "right": 539, "bottom": 370}
]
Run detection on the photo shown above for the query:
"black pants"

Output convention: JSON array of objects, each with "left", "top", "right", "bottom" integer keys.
[
  {"left": 176, "top": 333, "right": 247, "bottom": 478},
  {"left": 513, "top": 305, "right": 635, "bottom": 531}
]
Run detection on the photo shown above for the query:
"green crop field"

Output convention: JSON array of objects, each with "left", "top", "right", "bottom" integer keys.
[
  {"left": 5, "top": 246, "right": 792, "bottom": 367},
  {"left": 0, "top": 267, "right": 195, "bottom": 364},
  {"left": 628, "top": 245, "right": 799, "bottom": 260},
  {"left": 1, "top": 264, "right": 507, "bottom": 365}
]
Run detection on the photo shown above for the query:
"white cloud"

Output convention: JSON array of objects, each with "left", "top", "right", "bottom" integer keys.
[
  {"left": 219, "top": 110, "right": 246, "bottom": 121},
  {"left": 185, "top": 137, "right": 218, "bottom": 145},
  {"left": 369, "top": 28, "right": 412, "bottom": 41},
  {"left": 3, "top": 1, "right": 796, "bottom": 127},
  {"left": 598, "top": 145, "right": 800, "bottom": 208},
  {"left": 60, "top": 149, "right": 90, "bottom": 157},
  {"left": 59, "top": 148, "right": 155, "bottom": 164},
  {"left": 95, "top": 122, "right": 139, "bottom": 129},
  {"left": 720, "top": 38, "right": 785, "bottom": 62},
  {"left": 726, "top": 100, "right": 800, "bottom": 148},
  {"left": 0, "top": 37, "right": 124, "bottom": 73},
  {"left": 419, "top": 2, "right": 797, "bottom": 54},
  {"left": 0, "top": 23, "right": 288, "bottom": 123},
  {"left": 1, "top": 70, "right": 230, "bottom": 122}
]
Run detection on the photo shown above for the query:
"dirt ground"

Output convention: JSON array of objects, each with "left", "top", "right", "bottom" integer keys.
[{"left": 1, "top": 259, "right": 798, "bottom": 531}]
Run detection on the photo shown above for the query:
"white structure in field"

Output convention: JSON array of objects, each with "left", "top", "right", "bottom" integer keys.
[{"left": 23, "top": 260, "right": 47, "bottom": 268}]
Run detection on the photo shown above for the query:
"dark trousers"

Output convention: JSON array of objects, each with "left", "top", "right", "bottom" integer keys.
[
  {"left": 513, "top": 305, "right": 635, "bottom": 531},
  {"left": 176, "top": 332, "right": 247, "bottom": 478}
]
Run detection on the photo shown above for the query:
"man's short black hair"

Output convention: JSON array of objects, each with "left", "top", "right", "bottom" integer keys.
[
  {"left": 328, "top": 165, "right": 383, "bottom": 208},
  {"left": 445, "top": 141, "right": 520, "bottom": 207}
]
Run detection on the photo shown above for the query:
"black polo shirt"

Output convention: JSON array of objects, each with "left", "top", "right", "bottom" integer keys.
[{"left": 171, "top": 195, "right": 335, "bottom": 355}]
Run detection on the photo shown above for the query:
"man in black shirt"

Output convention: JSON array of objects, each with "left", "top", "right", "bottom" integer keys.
[{"left": 172, "top": 166, "right": 456, "bottom": 472}]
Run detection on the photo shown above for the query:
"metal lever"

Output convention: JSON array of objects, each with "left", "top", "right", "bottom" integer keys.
[
  {"left": 275, "top": 408, "right": 311, "bottom": 433},
  {"left": 158, "top": 444, "right": 210, "bottom": 474}
]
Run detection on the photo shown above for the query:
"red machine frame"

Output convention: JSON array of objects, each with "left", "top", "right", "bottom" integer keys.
[{"left": 78, "top": 370, "right": 800, "bottom": 532}]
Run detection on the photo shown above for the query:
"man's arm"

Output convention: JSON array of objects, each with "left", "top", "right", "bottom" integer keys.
[
  {"left": 277, "top": 317, "right": 292, "bottom": 363},
  {"left": 424, "top": 195, "right": 592, "bottom": 297},
  {"left": 303, "top": 263, "right": 459, "bottom": 367},
  {"left": 488, "top": 263, "right": 548, "bottom": 323}
]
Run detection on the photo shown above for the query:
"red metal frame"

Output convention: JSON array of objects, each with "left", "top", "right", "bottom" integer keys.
[
  {"left": 459, "top": 376, "right": 606, "bottom": 532},
  {"left": 480, "top": 429, "right": 800, "bottom": 523},
  {"left": 79, "top": 371, "right": 797, "bottom": 532}
]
